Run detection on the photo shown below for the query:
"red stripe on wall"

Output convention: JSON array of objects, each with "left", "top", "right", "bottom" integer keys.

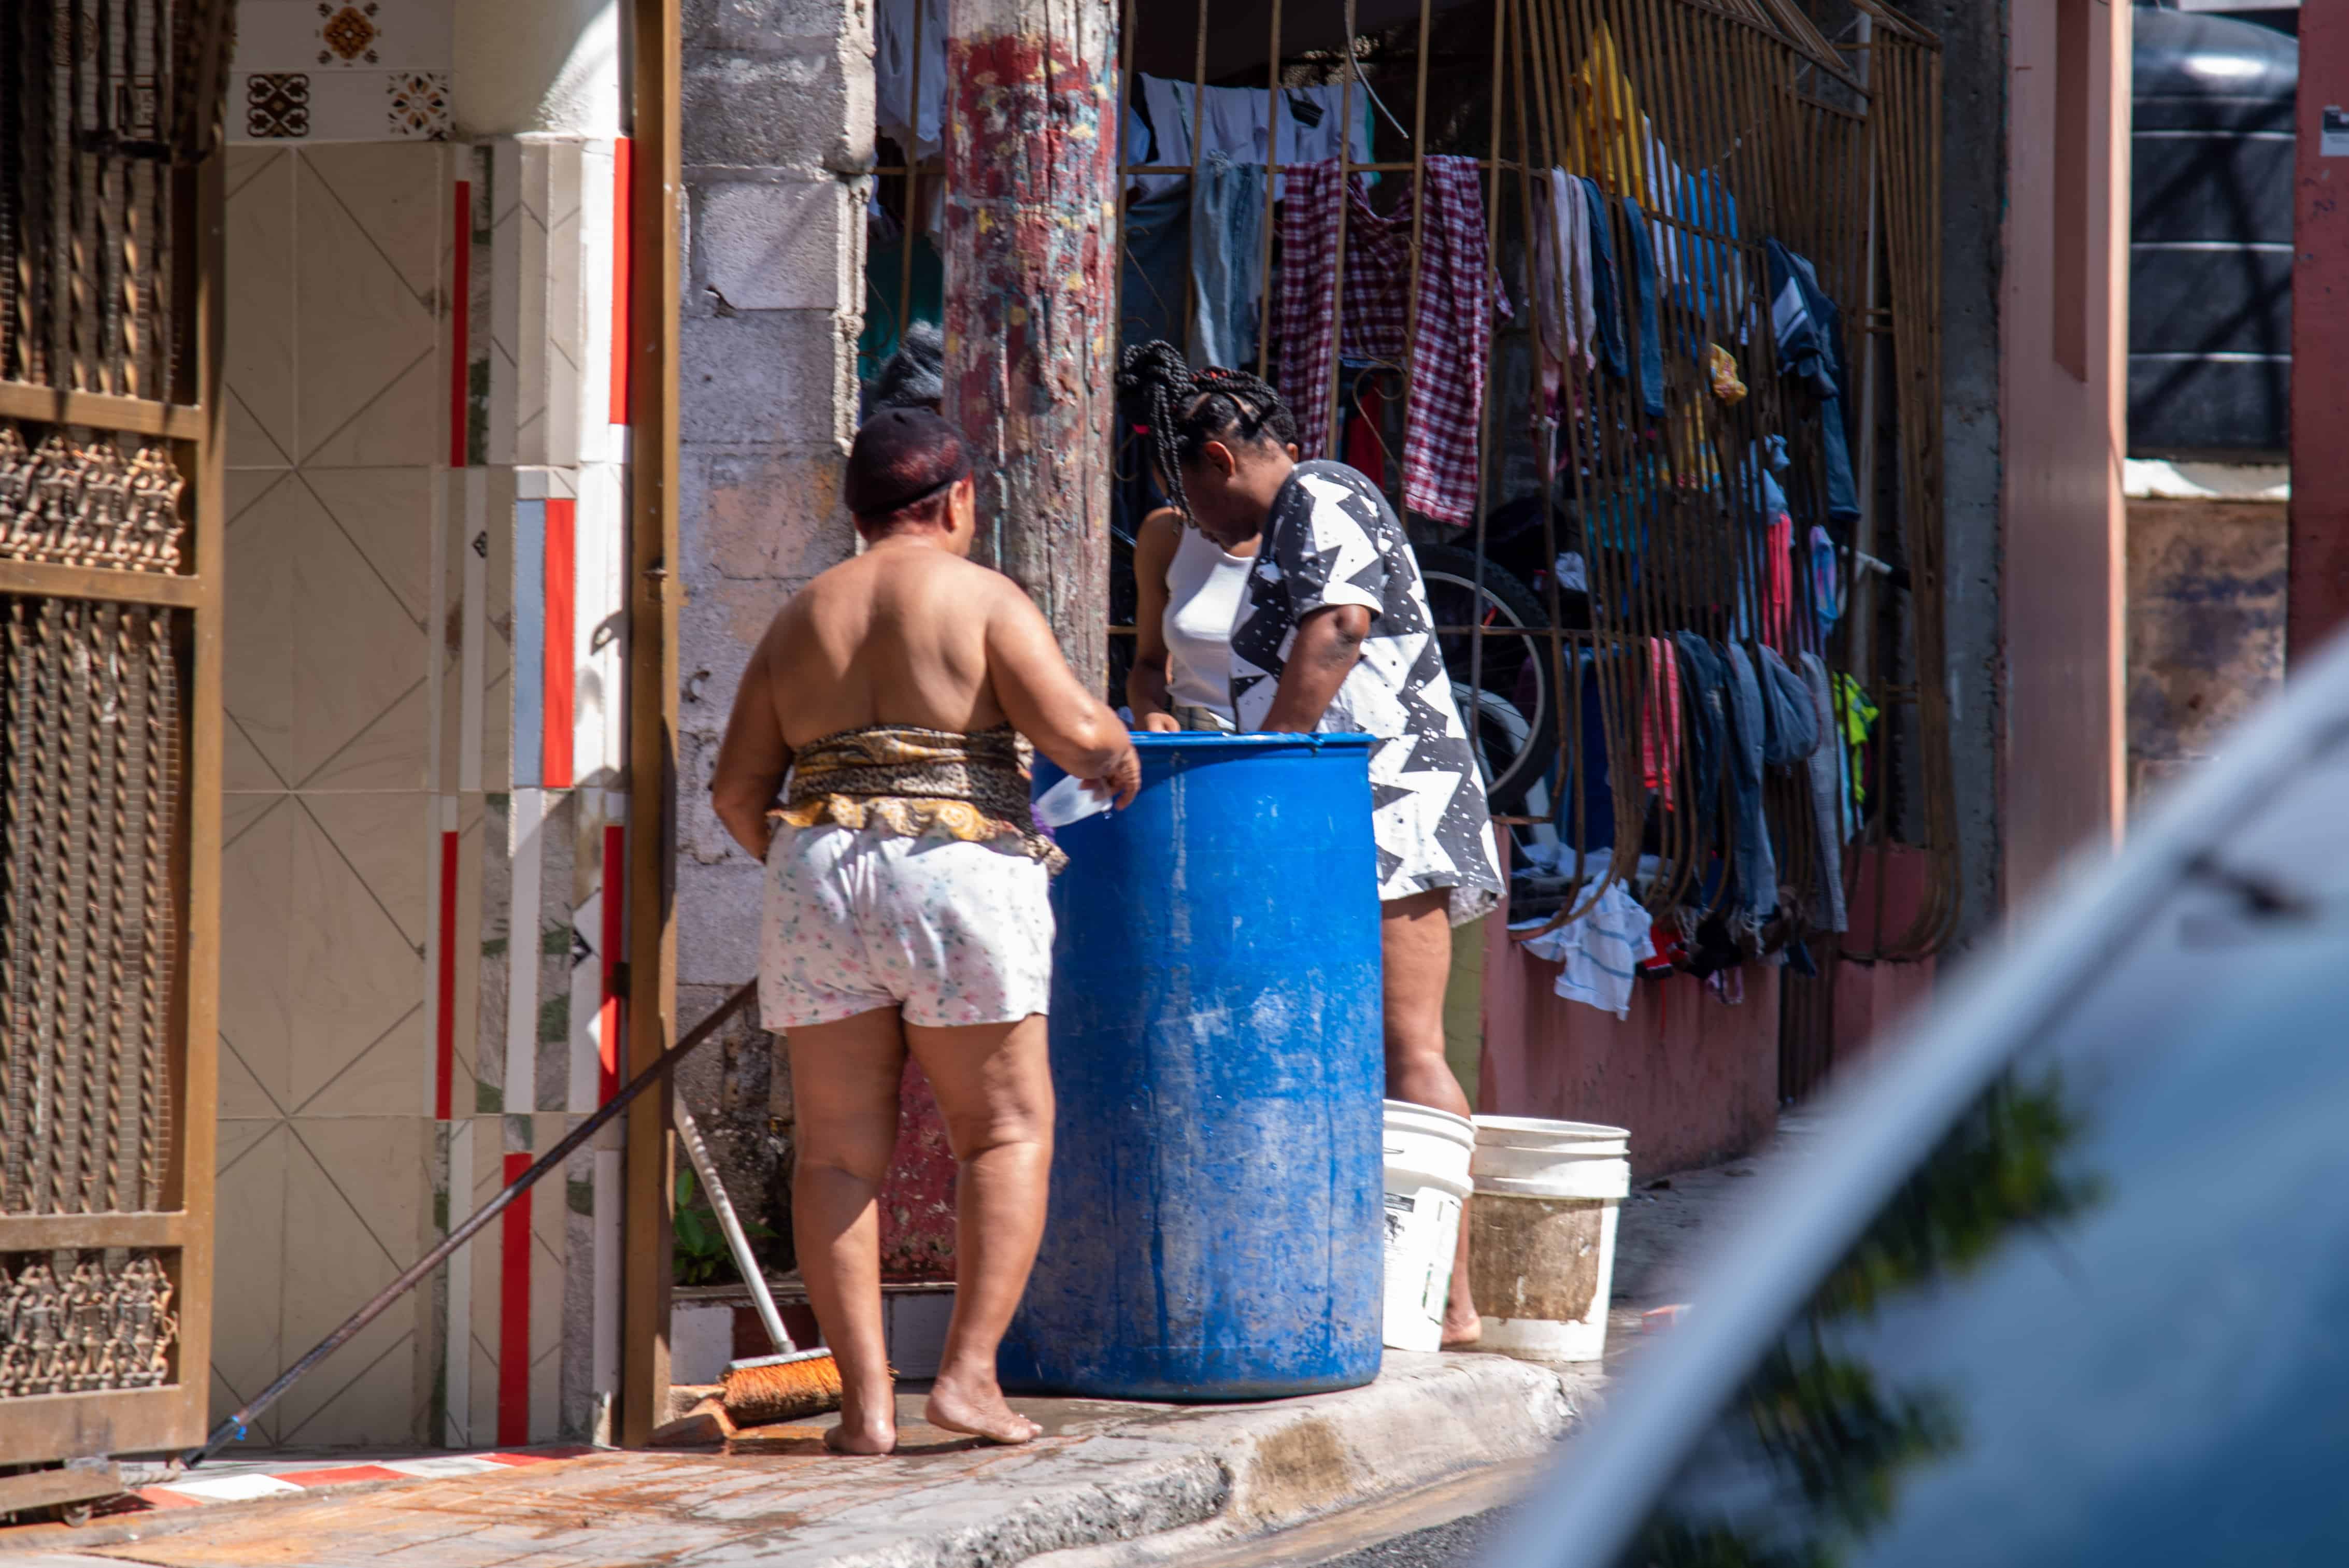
[
  {"left": 497, "top": 1151, "right": 533, "bottom": 1447},
  {"left": 609, "top": 139, "right": 633, "bottom": 426},
  {"left": 450, "top": 180, "right": 471, "bottom": 467},
  {"left": 599, "top": 822, "right": 625, "bottom": 1103},
  {"left": 435, "top": 829, "right": 459, "bottom": 1119},
  {"left": 542, "top": 498, "right": 576, "bottom": 789}
]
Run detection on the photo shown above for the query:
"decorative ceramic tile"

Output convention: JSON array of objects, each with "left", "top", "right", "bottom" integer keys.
[
  {"left": 387, "top": 70, "right": 449, "bottom": 140},
  {"left": 315, "top": 2, "right": 385, "bottom": 67},
  {"left": 244, "top": 72, "right": 311, "bottom": 139}
]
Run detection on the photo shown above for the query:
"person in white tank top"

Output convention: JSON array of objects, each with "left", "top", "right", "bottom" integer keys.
[{"left": 1126, "top": 503, "right": 1258, "bottom": 731}]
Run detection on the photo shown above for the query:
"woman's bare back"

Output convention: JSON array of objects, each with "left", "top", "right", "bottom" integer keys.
[{"left": 762, "top": 543, "right": 1015, "bottom": 747}]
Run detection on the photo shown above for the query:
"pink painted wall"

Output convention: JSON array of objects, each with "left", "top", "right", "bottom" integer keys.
[
  {"left": 1480, "top": 915, "right": 1781, "bottom": 1179},
  {"left": 1999, "top": 0, "right": 2131, "bottom": 897}
]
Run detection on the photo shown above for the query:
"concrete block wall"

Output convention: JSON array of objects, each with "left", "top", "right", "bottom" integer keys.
[{"left": 673, "top": 0, "right": 876, "bottom": 1241}]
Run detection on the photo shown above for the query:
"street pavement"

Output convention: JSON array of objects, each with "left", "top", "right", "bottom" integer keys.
[{"left": 1, "top": 1132, "right": 1810, "bottom": 1568}]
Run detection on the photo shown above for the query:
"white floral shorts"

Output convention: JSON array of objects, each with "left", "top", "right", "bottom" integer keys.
[{"left": 760, "top": 823, "right": 1055, "bottom": 1031}]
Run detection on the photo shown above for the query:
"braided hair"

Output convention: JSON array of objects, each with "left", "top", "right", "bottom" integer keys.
[{"left": 1116, "top": 340, "right": 1299, "bottom": 521}]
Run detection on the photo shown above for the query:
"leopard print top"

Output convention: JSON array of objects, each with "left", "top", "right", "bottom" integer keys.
[{"left": 773, "top": 723, "right": 1067, "bottom": 874}]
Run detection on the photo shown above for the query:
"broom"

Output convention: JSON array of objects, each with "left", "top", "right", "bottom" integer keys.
[
  {"left": 182, "top": 978, "right": 836, "bottom": 1468},
  {"left": 669, "top": 1093, "right": 846, "bottom": 1427}
]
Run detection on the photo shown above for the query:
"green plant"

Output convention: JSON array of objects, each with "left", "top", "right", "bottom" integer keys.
[{"left": 673, "top": 1168, "right": 774, "bottom": 1287}]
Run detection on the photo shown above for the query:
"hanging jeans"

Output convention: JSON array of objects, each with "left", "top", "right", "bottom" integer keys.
[
  {"left": 1620, "top": 196, "right": 1667, "bottom": 418},
  {"left": 1578, "top": 177, "right": 1629, "bottom": 381},
  {"left": 1189, "top": 153, "right": 1265, "bottom": 371},
  {"left": 1674, "top": 632, "right": 1727, "bottom": 837}
]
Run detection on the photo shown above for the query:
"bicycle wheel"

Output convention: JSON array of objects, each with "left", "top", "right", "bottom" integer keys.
[{"left": 1413, "top": 541, "right": 1556, "bottom": 814}]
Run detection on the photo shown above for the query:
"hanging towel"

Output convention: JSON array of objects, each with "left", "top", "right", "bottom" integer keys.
[
  {"left": 1533, "top": 168, "right": 1597, "bottom": 381},
  {"left": 1274, "top": 157, "right": 1492, "bottom": 523},
  {"left": 1798, "top": 651, "right": 1848, "bottom": 932},
  {"left": 1189, "top": 152, "right": 1265, "bottom": 370},
  {"left": 1515, "top": 879, "right": 1648, "bottom": 1021},
  {"left": 1720, "top": 642, "right": 1776, "bottom": 928},
  {"left": 1809, "top": 525, "right": 1841, "bottom": 646}
]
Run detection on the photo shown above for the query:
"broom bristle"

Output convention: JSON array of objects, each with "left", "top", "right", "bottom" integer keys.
[{"left": 720, "top": 1349, "right": 845, "bottom": 1427}]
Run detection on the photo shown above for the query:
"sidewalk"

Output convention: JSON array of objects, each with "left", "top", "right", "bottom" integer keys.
[
  {"left": 4, "top": 1356, "right": 1595, "bottom": 1568},
  {"left": 3, "top": 1128, "right": 1812, "bottom": 1568}
]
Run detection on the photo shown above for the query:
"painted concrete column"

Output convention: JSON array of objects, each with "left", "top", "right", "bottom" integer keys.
[
  {"left": 2291, "top": 8, "right": 2349, "bottom": 660},
  {"left": 672, "top": 0, "right": 875, "bottom": 1245},
  {"left": 942, "top": 0, "right": 1119, "bottom": 693}
]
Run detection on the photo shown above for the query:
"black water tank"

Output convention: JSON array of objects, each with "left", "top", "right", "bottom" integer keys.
[{"left": 2131, "top": 6, "right": 2297, "bottom": 458}]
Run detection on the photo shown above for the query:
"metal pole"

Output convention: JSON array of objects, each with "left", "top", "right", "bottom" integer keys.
[{"left": 943, "top": 0, "right": 1121, "bottom": 695}]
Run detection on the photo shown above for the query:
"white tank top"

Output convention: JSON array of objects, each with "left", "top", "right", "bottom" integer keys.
[{"left": 1163, "top": 524, "right": 1255, "bottom": 718}]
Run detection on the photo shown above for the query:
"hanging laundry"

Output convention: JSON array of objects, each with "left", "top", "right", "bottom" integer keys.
[
  {"left": 1513, "top": 878, "right": 1649, "bottom": 1021},
  {"left": 1707, "top": 344, "right": 1747, "bottom": 404},
  {"left": 1833, "top": 673, "right": 1880, "bottom": 839},
  {"left": 1809, "top": 525, "right": 1841, "bottom": 646},
  {"left": 1120, "top": 180, "right": 1193, "bottom": 361},
  {"left": 1620, "top": 196, "right": 1667, "bottom": 419},
  {"left": 1533, "top": 169, "right": 1597, "bottom": 384},
  {"left": 1798, "top": 651, "right": 1848, "bottom": 932},
  {"left": 1763, "top": 514, "right": 1795, "bottom": 652},
  {"left": 1641, "top": 636, "right": 1682, "bottom": 808},
  {"left": 1570, "top": 23, "right": 1647, "bottom": 202},
  {"left": 1766, "top": 239, "right": 1862, "bottom": 525},
  {"left": 875, "top": 0, "right": 947, "bottom": 161},
  {"left": 1133, "top": 75, "right": 1373, "bottom": 198},
  {"left": 1640, "top": 121, "right": 1685, "bottom": 284},
  {"left": 1720, "top": 642, "right": 1776, "bottom": 931},
  {"left": 1189, "top": 152, "right": 1265, "bottom": 370},
  {"left": 1274, "top": 156, "right": 1493, "bottom": 524},
  {"left": 1757, "top": 645, "right": 1820, "bottom": 767},
  {"left": 1672, "top": 633, "right": 1727, "bottom": 834},
  {"left": 1579, "top": 177, "right": 1630, "bottom": 381},
  {"left": 1674, "top": 169, "right": 1745, "bottom": 343}
]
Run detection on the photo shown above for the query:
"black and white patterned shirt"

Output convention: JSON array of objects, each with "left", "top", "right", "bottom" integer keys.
[{"left": 1230, "top": 461, "right": 1503, "bottom": 924}]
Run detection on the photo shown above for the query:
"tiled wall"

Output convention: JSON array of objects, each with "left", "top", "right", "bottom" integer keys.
[{"left": 219, "top": 119, "right": 631, "bottom": 1447}]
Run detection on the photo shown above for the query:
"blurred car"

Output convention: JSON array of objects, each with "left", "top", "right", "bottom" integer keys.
[{"left": 1485, "top": 634, "right": 2349, "bottom": 1566}]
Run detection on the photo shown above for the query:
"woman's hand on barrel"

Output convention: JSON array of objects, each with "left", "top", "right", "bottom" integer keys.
[
  {"left": 1138, "top": 710, "right": 1181, "bottom": 734},
  {"left": 1093, "top": 739, "right": 1143, "bottom": 809}
]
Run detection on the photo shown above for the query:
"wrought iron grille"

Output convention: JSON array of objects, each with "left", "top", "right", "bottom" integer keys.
[{"left": 0, "top": 594, "right": 182, "bottom": 1217}]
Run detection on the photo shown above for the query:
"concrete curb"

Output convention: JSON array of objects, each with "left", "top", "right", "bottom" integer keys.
[{"left": 1010, "top": 1355, "right": 1599, "bottom": 1568}]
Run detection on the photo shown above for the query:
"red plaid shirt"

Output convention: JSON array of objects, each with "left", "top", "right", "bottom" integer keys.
[{"left": 1275, "top": 156, "right": 1492, "bottom": 525}]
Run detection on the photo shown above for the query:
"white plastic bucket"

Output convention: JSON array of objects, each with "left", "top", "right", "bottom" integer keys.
[
  {"left": 1467, "top": 1116, "right": 1631, "bottom": 1362},
  {"left": 1380, "top": 1101, "right": 1476, "bottom": 1352}
]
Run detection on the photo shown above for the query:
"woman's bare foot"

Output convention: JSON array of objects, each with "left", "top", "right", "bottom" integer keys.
[
  {"left": 824, "top": 1419, "right": 896, "bottom": 1456},
  {"left": 924, "top": 1367, "right": 1042, "bottom": 1445},
  {"left": 823, "top": 1386, "right": 897, "bottom": 1455}
]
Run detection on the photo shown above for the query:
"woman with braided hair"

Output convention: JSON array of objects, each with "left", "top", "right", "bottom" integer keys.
[
  {"left": 1121, "top": 345, "right": 1276, "bottom": 733},
  {"left": 1117, "top": 340, "right": 1504, "bottom": 1348}
]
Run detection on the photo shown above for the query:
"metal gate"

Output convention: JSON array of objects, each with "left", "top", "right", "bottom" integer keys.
[{"left": 0, "top": 0, "right": 231, "bottom": 1472}]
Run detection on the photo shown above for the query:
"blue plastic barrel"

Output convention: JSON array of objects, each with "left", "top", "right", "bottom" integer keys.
[{"left": 999, "top": 732, "right": 1386, "bottom": 1401}]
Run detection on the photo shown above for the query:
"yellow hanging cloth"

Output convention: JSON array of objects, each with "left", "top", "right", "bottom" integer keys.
[{"left": 1570, "top": 23, "right": 1648, "bottom": 202}]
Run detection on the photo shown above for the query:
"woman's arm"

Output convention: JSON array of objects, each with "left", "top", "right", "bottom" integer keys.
[
  {"left": 1123, "top": 508, "right": 1184, "bottom": 733},
  {"left": 709, "top": 639, "right": 795, "bottom": 860},
  {"left": 1257, "top": 604, "right": 1372, "bottom": 733}
]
